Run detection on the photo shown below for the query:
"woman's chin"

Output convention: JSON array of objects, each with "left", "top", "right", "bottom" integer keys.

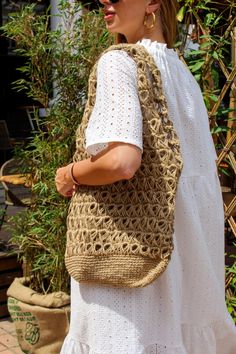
[{"left": 105, "top": 23, "right": 117, "bottom": 32}]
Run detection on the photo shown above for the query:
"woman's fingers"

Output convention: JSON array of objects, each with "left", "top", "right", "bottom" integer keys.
[{"left": 55, "top": 166, "right": 75, "bottom": 197}]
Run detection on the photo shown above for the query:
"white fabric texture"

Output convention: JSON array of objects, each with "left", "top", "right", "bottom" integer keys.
[
  {"left": 85, "top": 49, "right": 143, "bottom": 155},
  {"left": 60, "top": 39, "right": 236, "bottom": 354}
]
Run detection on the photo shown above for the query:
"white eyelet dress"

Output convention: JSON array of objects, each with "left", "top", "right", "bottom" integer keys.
[{"left": 60, "top": 39, "right": 236, "bottom": 354}]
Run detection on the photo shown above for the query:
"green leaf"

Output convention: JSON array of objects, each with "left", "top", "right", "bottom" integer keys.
[
  {"left": 204, "top": 12, "right": 216, "bottom": 27},
  {"left": 177, "top": 5, "right": 187, "bottom": 22},
  {"left": 189, "top": 60, "right": 205, "bottom": 72},
  {"left": 218, "top": 167, "right": 231, "bottom": 177},
  {"left": 199, "top": 34, "right": 211, "bottom": 39},
  {"left": 226, "top": 118, "right": 236, "bottom": 121},
  {"left": 194, "top": 74, "right": 201, "bottom": 82},
  {"left": 200, "top": 42, "right": 212, "bottom": 49},
  {"left": 209, "top": 94, "right": 218, "bottom": 102},
  {"left": 212, "top": 51, "right": 219, "bottom": 60},
  {"left": 222, "top": 108, "right": 236, "bottom": 115},
  {"left": 211, "top": 126, "right": 231, "bottom": 134},
  {"left": 174, "top": 41, "right": 182, "bottom": 48},
  {"left": 187, "top": 50, "right": 206, "bottom": 56}
]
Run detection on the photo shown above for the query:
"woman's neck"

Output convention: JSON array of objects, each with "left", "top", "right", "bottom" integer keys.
[
  {"left": 125, "top": 19, "right": 166, "bottom": 44},
  {"left": 126, "top": 32, "right": 166, "bottom": 45}
]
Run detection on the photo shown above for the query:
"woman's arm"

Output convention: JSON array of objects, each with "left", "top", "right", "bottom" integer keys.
[
  {"left": 55, "top": 51, "right": 143, "bottom": 197},
  {"left": 55, "top": 142, "right": 142, "bottom": 197}
]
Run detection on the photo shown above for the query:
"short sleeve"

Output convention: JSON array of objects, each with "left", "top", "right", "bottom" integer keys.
[{"left": 85, "top": 50, "right": 143, "bottom": 156}]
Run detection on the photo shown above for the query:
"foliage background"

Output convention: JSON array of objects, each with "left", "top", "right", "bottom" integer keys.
[{"left": 1, "top": 1, "right": 112, "bottom": 294}]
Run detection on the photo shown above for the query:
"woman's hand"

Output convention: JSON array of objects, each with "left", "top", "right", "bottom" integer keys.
[{"left": 55, "top": 163, "right": 75, "bottom": 197}]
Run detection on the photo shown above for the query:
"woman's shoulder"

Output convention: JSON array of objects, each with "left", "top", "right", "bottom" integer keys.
[{"left": 97, "top": 48, "right": 137, "bottom": 76}]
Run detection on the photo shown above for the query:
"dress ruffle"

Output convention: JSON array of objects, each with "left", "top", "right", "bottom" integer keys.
[
  {"left": 60, "top": 318, "right": 236, "bottom": 354},
  {"left": 60, "top": 335, "right": 186, "bottom": 354},
  {"left": 182, "top": 318, "right": 236, "bottom": 354}
]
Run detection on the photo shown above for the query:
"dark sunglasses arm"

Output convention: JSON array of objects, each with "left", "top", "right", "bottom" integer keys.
[{"left": 95, "top": 0, "right": 119, "bottom": 8}]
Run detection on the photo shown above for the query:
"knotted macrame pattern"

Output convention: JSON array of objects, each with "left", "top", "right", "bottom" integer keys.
[{"left": 65, "top": 44, "right": 183, "bottom": 288}]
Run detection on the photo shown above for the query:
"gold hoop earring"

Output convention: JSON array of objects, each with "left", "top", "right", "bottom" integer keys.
[{"left": 144, "top": 12, "right": 156, "bottom": 30}]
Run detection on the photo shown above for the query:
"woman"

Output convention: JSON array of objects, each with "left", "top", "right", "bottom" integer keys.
[{"left": 55, "top": 0, "right": 236, "bottom": 353}]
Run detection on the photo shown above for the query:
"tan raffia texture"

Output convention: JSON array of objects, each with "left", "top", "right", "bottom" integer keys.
[{"left": 65, "top": 44, "right": 183, "bottom": 288}]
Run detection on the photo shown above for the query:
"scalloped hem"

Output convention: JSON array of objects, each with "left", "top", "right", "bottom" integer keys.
[
  {"left": 60, "top": 318, "right": 236, "bottom": 354},
  {"left": 60, "top": 336, "right": 186, "bottom": 354}
]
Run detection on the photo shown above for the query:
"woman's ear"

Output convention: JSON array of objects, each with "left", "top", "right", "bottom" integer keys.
[{"left": 146, "top": 0, "right": 161, "bottom": 14}]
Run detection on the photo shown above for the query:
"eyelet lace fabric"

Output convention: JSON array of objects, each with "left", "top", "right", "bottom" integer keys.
[
  {"left": 61, "top": 335, "right": 187, "bottom": 354},
  {"left": 60, "top": 39, "right": 236, "bottom": 353},
  {"left": 61, "top": 318, "right": 236, "bottom": 354}
]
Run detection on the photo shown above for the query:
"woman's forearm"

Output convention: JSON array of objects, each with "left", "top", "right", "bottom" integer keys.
[
  {"left": 55, "top": 143, "right": 142, "bottom": 197},
  {"left": 72, "top": 157, "right": 125, "bottom": 185},
  {"left": 72, "top": 143, "right": 141, "bottom": 185}
]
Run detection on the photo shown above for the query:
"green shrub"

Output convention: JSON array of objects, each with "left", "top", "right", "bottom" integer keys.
[{"left": 1, "top": 1, "right": 112, "bottom": 294}]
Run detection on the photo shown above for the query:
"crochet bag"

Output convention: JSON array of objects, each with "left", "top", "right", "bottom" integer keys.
[{"left": 65, "top": 44, "right": 183, "bottom": 288}]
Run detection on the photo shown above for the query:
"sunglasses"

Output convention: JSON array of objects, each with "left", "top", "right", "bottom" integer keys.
[{"left": 94, "top": 0, "right": 119, "bottom": 9}]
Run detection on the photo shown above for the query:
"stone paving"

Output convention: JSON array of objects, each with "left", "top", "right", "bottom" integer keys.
[{"left": 0, "top": 318, "right": 22, "bottom": 354}]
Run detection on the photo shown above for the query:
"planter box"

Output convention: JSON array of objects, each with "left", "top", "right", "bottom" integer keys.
[{"left": 0, "top": 252, "right": 22, "bottom": 318}]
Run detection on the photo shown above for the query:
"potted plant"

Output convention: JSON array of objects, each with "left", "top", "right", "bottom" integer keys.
[{"left": 1, "top": 1, "right": 112, "bottom": 352}]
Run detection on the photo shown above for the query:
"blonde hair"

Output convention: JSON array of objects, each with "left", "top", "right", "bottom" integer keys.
[{"left": 115, "top": 0, "right": 178, "bottom": 48}]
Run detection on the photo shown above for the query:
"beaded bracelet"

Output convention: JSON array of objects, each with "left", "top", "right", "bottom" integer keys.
[{"left": 69, "top": 162, "right": 80, "bottom": 186}]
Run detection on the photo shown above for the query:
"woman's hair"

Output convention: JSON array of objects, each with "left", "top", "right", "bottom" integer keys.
[
  {"left": 160, "top": 0, "right": 178, "bottom": 48},
  {"left": 115, "top": 0, "right": 178, "bottom": 48}
]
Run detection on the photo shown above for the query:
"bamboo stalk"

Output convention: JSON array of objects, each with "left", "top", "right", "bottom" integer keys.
[
  {"left": 217, "top": 132, "right": 236, "bottom": 166},
  {"left": 227, "top": 216, "right": 236, "bottom": 237},
  {"left": 228, "top": 151, "right": 236, "bottom": 175},
  {"left": 227, "top": 27, "right": 236, "bottom": 142},
  {"left": 225, "top": 196, "right": 236, "bottom": 218},
  {"left": 209, "top": 66, "right": 236, "bottom": 119}
]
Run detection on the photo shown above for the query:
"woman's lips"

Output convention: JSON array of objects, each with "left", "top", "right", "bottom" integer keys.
[{"left": 104, "top": 12, "right": 115, "bottom": 21}]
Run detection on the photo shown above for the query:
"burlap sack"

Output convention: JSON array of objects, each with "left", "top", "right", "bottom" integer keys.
[{"left": 7, "top": 277, "right": 70, "bottom": 354}]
